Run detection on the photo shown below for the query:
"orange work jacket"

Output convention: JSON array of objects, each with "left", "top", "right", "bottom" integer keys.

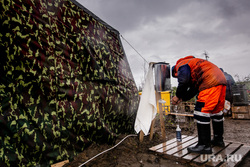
[{"left": 174, "top": 56, "right": 226, "bottom": 92}]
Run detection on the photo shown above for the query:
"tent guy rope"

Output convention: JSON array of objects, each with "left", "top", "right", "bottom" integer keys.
[{"left": 120, "top": 35, "right": 149, "bottom": 63}]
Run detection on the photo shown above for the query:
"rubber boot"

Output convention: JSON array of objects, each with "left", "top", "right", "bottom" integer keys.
[
  {"left": 211, "top": 121, "right": 225, "bottom": 147},
  {"left": 187, "top": 123, "right": 212, "bottom": 154}
]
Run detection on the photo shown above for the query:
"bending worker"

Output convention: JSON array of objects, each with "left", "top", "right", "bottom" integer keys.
[{"left": 171, "top": 55, "right": 227, "bottom": 154}]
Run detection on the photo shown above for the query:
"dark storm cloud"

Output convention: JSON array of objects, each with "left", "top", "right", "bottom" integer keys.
[
  {"left": 79, "top": 0, "right": 250, "bottom": 38},
  {"left": 79, "top": 0, "right": 191, "bottom": 33},
  {"left": 202, "top": 0, "right": 250, "bottom": 35},
  {"left": 215, "top": 0, "right": 250, "bottom": 18}
]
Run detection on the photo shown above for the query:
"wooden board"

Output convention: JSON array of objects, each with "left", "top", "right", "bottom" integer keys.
[
  {"left": 51, "top": 160, "right": 69, "bottom": 167},
  {"left": 149, "top": 135, "right": 188, "bottom": 151},
  {"left": 149, "top": 136, "right": 250, "bottom": 167},
  {"left": 220, "top": 145, "right": 250, "bottom": 167},
  {"left": 232, "top": 112, "right": 250, "bottom": 119},
  {"left": 168, "top": 113, "right": 194, "bottom": 117},
  {"left": 188, "top": 143, "right": 230, "bottom": 166},
  {"left": 232, "top": 105, "right": 250, "bottom": 119},
  {"left": 154, "top": 136, "right": 194, "bottom": 153},
  {"left": 232, "top": 106, "right": 249, "bottom": 113}
]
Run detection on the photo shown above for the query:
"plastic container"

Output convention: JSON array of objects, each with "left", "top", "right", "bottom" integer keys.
[{"left": 176, "top": 125, "right": 182, "bottom": 142}]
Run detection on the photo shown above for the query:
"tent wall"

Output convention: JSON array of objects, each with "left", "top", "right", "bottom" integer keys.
[{"left": 0, "top": 0, "right": 139, "bottom": 166}]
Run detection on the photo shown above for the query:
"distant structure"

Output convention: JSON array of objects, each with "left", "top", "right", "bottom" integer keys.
[{"left": 204, "top": 51, "right": 209, "bottom": 60}]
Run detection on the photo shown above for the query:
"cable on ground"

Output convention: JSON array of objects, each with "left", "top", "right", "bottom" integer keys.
[{"left": 78, "top": 134, "right": 138, "bottom": 167}]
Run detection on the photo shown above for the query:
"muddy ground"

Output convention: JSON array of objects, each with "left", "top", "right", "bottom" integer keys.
[{"left": 63, "top": 114, "right": 250, "bottom": 167}]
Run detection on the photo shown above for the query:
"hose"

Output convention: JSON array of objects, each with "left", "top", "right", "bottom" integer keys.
[{"left": 78, "top": 134, "right": 138, "bottom": 167}]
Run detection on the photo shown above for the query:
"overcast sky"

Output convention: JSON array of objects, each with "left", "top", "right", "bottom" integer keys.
[{"left": 77, "top": 0, "right": 250, "bottom": 87}]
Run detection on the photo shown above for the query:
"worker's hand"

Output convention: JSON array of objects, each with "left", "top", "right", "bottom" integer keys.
[{"left": 171, "top": 96, "right": 182, "bottom": 105}]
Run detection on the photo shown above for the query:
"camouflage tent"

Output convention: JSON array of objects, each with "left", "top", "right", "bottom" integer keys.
[{"left": 0, "top": 0, "right": 139, "bottom": 166}]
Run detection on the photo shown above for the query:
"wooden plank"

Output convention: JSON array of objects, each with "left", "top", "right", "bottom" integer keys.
[
  {"left": 139, "top": 130, "right": 144, "bottom": 142},
  {"left": 51, "top": 160, "right": 69, "bottom": 167},
  {"left": 149, "top": 118, "right": 155, "bottom": 140},
  {"left": 232, "top": 106, "right": 249, "bottom": 113},
  {"left": 159, "top": 102, "right": 166, "bottom": 141},
  {"left": 191, "top": 142, "right": 230, "bottom": 166},
  {"left": 184, "top": 143, "right": 231, "bottom": 165},
  {"left": 150, "top": 136, "right": 250, "bottom": 167},
  {"left": 165, "top": 137, "right": 198, "bottom": 155},
  {"left": 149, "top": 135, "right": 187, "bottom": 151},
  {"left": 220, "top": 145, "right": 250, "bottom": 167},
  {"left": 155, "top": 136, "right": 195, "bottom": 153},
  {"left": 204, "top": 143, "right": 241, "bottom": 167},
  {"left": 173, "top": 140, "right": 198, "bottom": 158},
  {"left": 168, "top": 113, "right": 194, "bottom": 117},
  {"left": 182, "top": 142, "right": 230, "bottom": 162},
  {"left": 182, "top": 150, "right": 201, "bottom": 161},
  {"left": 232, "top": 113, "right": 250, "bottom": 119},
  {"left": 232, "top": 106, "right": 250, "bottom": 119}
]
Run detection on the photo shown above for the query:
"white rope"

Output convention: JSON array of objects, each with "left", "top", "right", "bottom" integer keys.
[
  {"left": 120, "top": 35, "right": 148, "bottom": 63},
  {"left": 78, "top": 134, "right": 138, "bottom": 167},
  {"left": 120, "top": 34, "right": 149, "bottom": 83}
]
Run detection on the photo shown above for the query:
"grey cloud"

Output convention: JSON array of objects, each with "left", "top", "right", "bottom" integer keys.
[
  {"left": 77, "top": 0, "right": 250, "bottom": 87},
  {"left": 79, "top": 0, "right": 191, "bottom": 33}
]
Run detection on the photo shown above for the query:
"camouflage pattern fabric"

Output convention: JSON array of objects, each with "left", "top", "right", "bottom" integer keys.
[{"left": 0, "top": 0, "right": 139, "bottom": 166}]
